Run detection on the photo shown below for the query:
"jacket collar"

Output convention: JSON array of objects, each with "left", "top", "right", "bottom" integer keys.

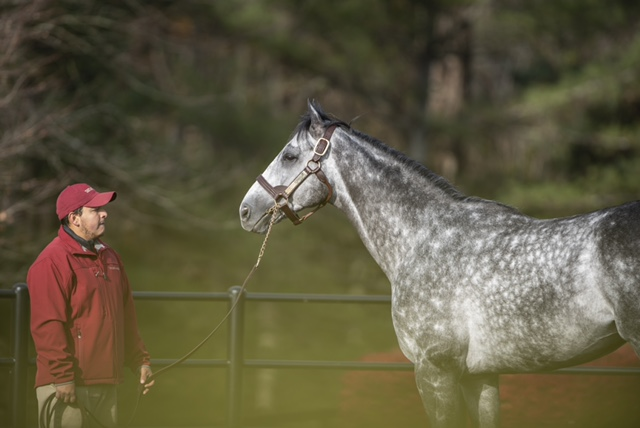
[{"left": 58, "top": 226, "right": 107, "bottom": 255}]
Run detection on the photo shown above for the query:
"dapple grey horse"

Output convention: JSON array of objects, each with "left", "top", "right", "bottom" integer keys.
[{"left": 239, "top": 100, "right": 640, "bottom": 427}]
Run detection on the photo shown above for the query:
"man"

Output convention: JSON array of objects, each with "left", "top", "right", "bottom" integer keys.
[{"left": 28, "top": 183, "right": 154, "bottom": 427}]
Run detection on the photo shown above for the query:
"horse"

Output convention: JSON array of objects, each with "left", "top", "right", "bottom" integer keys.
[{"left": 238, "top": 100, "right": 640, "bottom": 428}]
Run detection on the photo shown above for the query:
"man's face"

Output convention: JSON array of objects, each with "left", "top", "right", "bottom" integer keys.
[{"left": 71, "top": 206, "right": 108, "bottom": 240}]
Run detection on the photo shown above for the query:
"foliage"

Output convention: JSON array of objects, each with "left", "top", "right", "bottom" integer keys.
[{"left": 3, "top": 0, "right": 639, "bottom": 284}]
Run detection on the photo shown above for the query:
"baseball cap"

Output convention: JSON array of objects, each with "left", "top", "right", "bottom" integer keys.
[{"left": 56, "top": 183, "right": 117, "bottom": 220}]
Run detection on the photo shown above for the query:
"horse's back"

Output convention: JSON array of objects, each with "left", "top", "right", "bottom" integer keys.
[{"left": 597, "top": 200, "right": 640, "bottom": 258}]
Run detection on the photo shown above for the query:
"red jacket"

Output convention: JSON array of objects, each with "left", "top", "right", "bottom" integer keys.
[{"left": 28, "top": 227, "right": 150, "bottom": 387}]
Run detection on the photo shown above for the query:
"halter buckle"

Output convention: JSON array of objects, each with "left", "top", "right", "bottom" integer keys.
[{"left": 314, "top": 137, "right": 330, "bottom": 157}]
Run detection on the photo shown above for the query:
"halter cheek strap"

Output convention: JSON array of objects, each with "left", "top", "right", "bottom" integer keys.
[{"left": 257, "top": 125, "right": 337, "bottom": 225}]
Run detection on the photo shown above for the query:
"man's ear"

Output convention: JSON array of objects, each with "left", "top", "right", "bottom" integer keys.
[{"left": 68, "top": 212, "right": 80, "bottom": 227}]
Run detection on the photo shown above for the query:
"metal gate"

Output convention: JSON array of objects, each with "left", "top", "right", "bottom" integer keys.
[{"left": 2, "top": 283, "right": 640, "bottom": 428}]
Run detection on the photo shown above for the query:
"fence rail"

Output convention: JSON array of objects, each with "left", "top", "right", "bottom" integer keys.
[{"left": 2, "top": 283, "right": 640, "bottom": 428}]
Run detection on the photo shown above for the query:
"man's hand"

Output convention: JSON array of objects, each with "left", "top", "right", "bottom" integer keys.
[
  {"left": 139, "top": 366, "right": 155, "bottom": 395},
  {"left": 55, "top": 383, "right": 76, "bottom": 404}
]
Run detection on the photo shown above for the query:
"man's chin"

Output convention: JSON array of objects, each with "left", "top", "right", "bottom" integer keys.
[{"left": 94, "top": 225, "right": 106, "bottom": 239}]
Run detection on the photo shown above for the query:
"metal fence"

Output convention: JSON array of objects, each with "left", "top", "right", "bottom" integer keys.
[{"left": 2, "top": 283, "right": 640, "bottom": 428}]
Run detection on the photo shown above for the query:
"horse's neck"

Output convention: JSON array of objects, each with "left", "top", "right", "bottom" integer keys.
[{"left": 328, "top": 138, "right": 458, "bottom": 279}]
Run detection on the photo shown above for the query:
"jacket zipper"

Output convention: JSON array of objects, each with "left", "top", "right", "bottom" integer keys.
[{"left": 97, "top": 250, "right": 122, "bottom": 380}]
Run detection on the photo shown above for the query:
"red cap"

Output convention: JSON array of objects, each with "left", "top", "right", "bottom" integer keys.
[{"left": 56, "top": 183, "right": 117, "bottom": 220}]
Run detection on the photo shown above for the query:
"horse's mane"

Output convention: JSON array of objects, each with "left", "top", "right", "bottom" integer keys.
[{"left": 295, "top": 103, "right": 488, "bottom": 204}]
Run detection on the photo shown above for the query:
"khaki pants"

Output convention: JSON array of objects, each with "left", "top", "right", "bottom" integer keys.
[{"left": 36, "top": 384, "right": 118, "bottom": 428}]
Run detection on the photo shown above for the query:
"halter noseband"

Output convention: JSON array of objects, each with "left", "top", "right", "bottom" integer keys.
[{"left": 256, "top": 124, "right": 337, "bottom": 225}]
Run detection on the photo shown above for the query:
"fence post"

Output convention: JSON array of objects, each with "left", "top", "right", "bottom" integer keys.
[
  {"left": 12, "top": 283, "right": 30, "bottom": 428},
  {"left": 227, "top": 286, "right": 245, "bottom": 428}
]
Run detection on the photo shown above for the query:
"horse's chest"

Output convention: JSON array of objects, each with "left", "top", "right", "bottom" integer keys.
[{"left": 390, "top": 286, "right": 467, "bottom": 364}]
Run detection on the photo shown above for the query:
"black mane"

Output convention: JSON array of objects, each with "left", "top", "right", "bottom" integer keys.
[{"left": 295, "top": 102, "right": 483, "bottom": 204}]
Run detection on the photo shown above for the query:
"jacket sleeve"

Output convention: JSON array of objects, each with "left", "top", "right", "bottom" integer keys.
[
  {"left": 119, "top": 260, "right": 151, "bottom": 372},
  {"left": 28, "top": 257, "right": 75, "bottom": 384}
]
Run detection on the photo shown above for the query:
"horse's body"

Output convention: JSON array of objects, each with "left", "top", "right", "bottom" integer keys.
[{"left": 239, "top": 101, "right": 640, "bottom": 427}]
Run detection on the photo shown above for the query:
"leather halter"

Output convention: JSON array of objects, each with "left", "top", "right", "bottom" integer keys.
[{"left": 256, "top": 125, "right": 337, "bottom": 225}]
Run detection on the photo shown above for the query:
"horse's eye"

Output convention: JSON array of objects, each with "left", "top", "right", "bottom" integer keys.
[{"left": 283, "top": 152, "right": 298, "bottom": 162}]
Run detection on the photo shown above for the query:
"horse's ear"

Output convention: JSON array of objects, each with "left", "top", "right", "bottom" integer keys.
[{"left": 307, "top": 99, "right": 325, "bottom": 139}]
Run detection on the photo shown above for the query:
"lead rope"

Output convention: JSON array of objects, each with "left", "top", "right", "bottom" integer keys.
[
  {"left": 140, "top": 204, "right": 279, "bottom": 380},
  {"left": 41, "top": 205, "right": 281, "bottom": 428}
]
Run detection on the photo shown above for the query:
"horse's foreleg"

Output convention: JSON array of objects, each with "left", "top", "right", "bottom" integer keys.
[
  {"left": 414, "top": 362, "right": 467, "bottom": 428},
  {"left": 461, "top": 374, "right": 500, "bottom": 428}
]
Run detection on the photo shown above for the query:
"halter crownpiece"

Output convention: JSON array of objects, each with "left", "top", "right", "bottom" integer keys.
[{"left": 257, "top": 124, "right": 337, "bottom": 225}]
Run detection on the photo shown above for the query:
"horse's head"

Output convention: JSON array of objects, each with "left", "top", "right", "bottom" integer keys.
[{"left": 239, "top": 100, "right": 339, "bottom": 234}]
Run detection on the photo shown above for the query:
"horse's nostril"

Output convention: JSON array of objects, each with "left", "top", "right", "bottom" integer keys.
[{"left": 240, "top": 204, "right": 250, "bottom": 220}]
